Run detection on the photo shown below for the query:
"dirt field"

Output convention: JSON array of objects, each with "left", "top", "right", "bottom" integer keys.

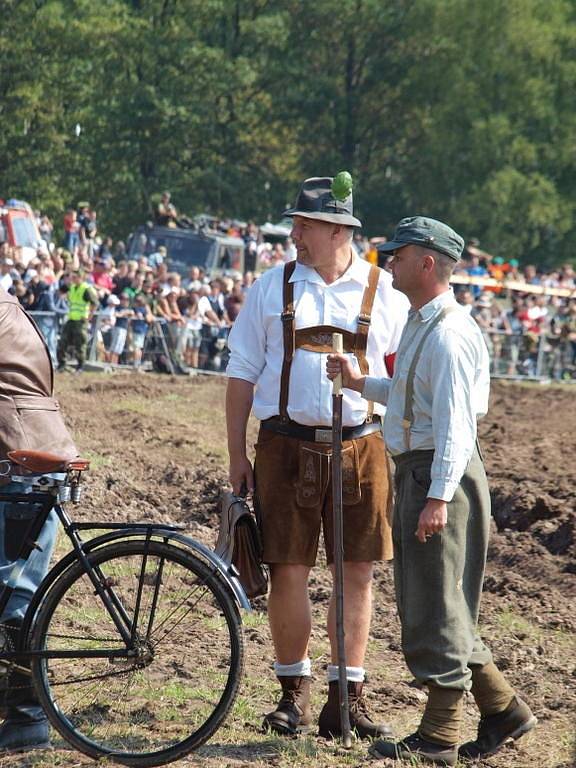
[{"left": 2, "top": 374, "right": 574, "bottom": 768}]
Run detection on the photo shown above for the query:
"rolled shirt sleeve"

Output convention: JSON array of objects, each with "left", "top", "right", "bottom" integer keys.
[{"left": 226, "top": 280, "right": 266, "bottom": 384}]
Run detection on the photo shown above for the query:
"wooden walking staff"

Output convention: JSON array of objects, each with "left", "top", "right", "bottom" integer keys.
[{"left": 331, "top": 332, "right": 352, "bottom": 748}]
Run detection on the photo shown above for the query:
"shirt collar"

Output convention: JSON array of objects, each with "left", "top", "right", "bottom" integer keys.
[
  {"left": 290, "top": 252, "right": 370, "bottom": 288},
  {"left": 411, "top": 288, "right": 456, "bottom": 322}
]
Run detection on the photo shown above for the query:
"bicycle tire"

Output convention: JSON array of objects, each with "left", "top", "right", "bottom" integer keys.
[{"left": 29, "top": 539, "right": 244, "bottom": 767}]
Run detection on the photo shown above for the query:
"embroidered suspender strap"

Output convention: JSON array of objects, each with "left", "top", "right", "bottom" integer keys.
[
  {"left": 354, "top": 265, "right": 380, "bottom": 423},
  {"left": 279, "top": 260, "right": 298, "bottom": 422},
  {"left": 279, "top": 262, "right": 380, "bottom": 424},
  {"left": 402, "top": 305, "right": 459, "bottom": 451},
  {"left": 295, "top": 325, "right": 356, "bottom": 353}
]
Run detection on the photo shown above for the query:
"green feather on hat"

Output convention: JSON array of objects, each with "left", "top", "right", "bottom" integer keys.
[{"left": 331, "top": 171, "right": 353, "bottom": 201}]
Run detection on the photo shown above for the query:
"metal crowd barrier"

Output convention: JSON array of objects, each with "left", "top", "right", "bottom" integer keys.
[
  {"left": 482, "top": 328, "right": 575, "bottom": 381},
  {"left": 27, "top": 310, "right": 575, "bottom": 382},
  {"left": 84, "top": 313, "right": 230, "bottom": 374}
]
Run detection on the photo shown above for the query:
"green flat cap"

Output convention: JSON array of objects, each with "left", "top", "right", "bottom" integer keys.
[{"left": 377, "top": 216, "right": 464, "bottom": 261}]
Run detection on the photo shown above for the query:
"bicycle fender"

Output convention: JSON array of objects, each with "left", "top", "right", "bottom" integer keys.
[
  {"left": 22, "top": 526, "right": 250, "bottom": 642},
  {"left": 164, "top": 531, "right": 251, "bottom": 611}
]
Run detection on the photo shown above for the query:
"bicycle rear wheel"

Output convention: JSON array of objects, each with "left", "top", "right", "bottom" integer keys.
[{"left": 29, "top": 539, "right": 244, "bottom": 767}]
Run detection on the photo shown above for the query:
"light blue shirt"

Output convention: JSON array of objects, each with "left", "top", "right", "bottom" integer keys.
[{"left": 363, "top": 289, "right": 490, "bottom": 502}]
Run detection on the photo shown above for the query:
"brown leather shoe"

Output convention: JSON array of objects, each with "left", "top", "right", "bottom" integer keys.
[
  {"left": 369, "top": 732, "right": 457, "bottom": 765},
  {"left": 458, "top": 696, "right": 537, "bottom": 760},
  {"left": 262, "top": 675, "right": 312, "bottom": 736},
  {"left": 318, "top": 680, "right": 393, "bottom": 740}
]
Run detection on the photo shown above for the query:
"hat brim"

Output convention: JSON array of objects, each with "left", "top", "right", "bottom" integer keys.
[
  {"left": 282, "top": 209, "right": 362, "bottom": 228},
  {"left": 376, "top": 238, "right": 460, "bottom": 261},
  {"left": 376, "top": 240, "right": 408, "bottom": 252}
]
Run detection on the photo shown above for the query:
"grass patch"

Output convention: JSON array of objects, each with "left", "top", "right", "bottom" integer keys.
[
  {"left": 494, "top": 608, "right": 572, "bottom": 648},
  {"left": 232, "top": 695, "right": 260, "bottom": 723},
  {"left": 163, "top": 393, "right": 183, "bottom": 402},
  {"left": 271, "top": 734, "right": 321, "bottom": 760},
  {"left": 83, "top": 451, "right": 112, "bottom": 469},
  {"left": 111, "top": 397, "right": 150, "bottom": 414},
  {"left": 240, "top": 611, "right": 268, "bottom": 629},
  {"left": 496, "top": 609, "right": 541, "bottom": 639}
]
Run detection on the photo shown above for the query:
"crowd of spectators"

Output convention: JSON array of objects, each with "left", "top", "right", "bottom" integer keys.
[
  {"left": 0, "top": 202, "right": 251, "bottom": 371},
  {"left": 450, "top": 243, "right": 576, "bottom": 378},
  {"left": 0, "top": 201, "right": 574, "bottom": 379}
]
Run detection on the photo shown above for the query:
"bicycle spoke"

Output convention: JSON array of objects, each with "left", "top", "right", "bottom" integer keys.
[{"left": 148, "top": 580, "right": 214, "bottom": 646}]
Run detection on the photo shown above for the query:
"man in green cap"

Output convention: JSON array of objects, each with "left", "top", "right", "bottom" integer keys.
[
  {"left": 327, "top": 216, "right": 536, "bottom": 765},
  {"left": 226, "top": 175, "right": 408, "bottom": 740}
]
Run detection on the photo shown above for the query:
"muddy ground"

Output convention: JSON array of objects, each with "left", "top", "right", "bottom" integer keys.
[{"left": 3, "top": 375, "right": 574, "bottom": 768}]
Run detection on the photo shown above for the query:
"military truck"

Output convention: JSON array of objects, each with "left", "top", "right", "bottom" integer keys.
[{"left": 127, "top": 225, "right": 245, "bottom": 277}]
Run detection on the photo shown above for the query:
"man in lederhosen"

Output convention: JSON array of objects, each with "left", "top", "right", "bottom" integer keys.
[
  {"left": 226, "top": 176, "right": 408, "bottom": 738},
  {"left": 327, "top": 217, "right": 537, "bottom": 765},
  {"left": 0, "top": 286, "right": 78, "bottom": 754}
]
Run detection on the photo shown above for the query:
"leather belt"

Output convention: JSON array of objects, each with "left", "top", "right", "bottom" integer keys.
[{"left": 261, "top": 416, "right": 381, "bottom": 443}]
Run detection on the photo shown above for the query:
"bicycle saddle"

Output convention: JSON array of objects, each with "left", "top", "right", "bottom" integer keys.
[{"left": 8, "top": 450, "right": 90, "bottom": 473}]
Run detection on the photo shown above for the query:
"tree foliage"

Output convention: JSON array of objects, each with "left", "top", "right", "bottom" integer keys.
[{"left": 1, "top": 0, "right": 575, "bottom": 264}]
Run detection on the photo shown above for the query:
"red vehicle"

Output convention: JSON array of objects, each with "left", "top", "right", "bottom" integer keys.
[{"left": 0, "top": 198, "right": 42, "bottom": 266}]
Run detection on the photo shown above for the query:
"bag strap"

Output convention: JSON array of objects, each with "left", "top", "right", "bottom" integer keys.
[
  {"left": 354, "top": 265, "right": 380, "bottom": 423},
  {"left": 402, "top": 305, "right": 458, "bottom": 451},
  {"left": 279, "top": 260, "right": 297, "bottom": 422}
]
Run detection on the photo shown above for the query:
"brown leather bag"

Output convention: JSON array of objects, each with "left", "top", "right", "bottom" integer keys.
[{"left": 215, "top": 491, "right": 268, "bottom": 599}]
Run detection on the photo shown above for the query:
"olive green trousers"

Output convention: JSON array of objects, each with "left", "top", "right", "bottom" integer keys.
[
  {"left": 391, "top": 447, "right": 493, "bottom": 690},
  {"left": 57, "top": 319, "right": 88, "bottom": 367}
]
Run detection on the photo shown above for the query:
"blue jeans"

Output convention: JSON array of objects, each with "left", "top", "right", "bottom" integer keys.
[
  {"left": 0, "top": 483, "right": 58, "bottom": 623},
  {"left": 35, "top": 318, "right": 58, "bottom": 365},
  {"left": 63, "top": 232, "right": 79, "bottom": 253}
]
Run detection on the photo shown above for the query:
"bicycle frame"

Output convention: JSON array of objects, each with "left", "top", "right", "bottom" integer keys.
[{"left": 0, "top": 488, "right": 249, "bottom": 666}]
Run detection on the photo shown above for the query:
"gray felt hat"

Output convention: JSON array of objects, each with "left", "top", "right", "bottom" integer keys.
[{"left": 283, "top": 176, "right": 362, "bottom": 228}]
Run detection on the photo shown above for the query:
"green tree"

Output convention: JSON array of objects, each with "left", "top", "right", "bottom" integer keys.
[
  {"left": 0, "top": 0, "right": 575, "bottom": 265},
  {"left": 382, "top": 0, "right": 576, "bottom": 263}
]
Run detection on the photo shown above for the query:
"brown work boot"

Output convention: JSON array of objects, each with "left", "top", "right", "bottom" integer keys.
[
  {"left": 369, "top": 732, "right": 458, "bottom": 765},
  {"left": 459, "top": 696, "right": 537, "bottom": 760},
  {"left": 262, "top": 675, "right": 312, "bottom": 736},
  {"left": 318, "top": 680, "right": 393, "bottom": 740}
]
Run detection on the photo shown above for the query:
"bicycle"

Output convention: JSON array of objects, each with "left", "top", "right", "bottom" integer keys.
[{"left": 0, "top": 449, "right": 249, "bottom": 766}]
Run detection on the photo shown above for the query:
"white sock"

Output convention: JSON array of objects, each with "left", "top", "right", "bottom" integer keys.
[
  {"left": 274, "top": 658, "right": 312, "bottom": 677},
  {"left": 327, "top": 664, "right": 365, "bottom": 683}
]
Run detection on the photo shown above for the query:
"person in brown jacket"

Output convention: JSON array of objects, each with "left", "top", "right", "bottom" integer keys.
[{"left": 0, "top": 286, "right": 78, "bottom": 754}]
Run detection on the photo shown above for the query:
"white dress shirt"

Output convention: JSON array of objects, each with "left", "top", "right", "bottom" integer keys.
[
  {"left": 362, "top": 289, "right": 490, "bottom": 501},
  {"left": 198, "top": 294, "right": 225, "bottom": 322},
  {"left": 0, "top": 273, "right": 13, "bottom": 292},
  {"left": 227, "top": 256, "right": 409, "bottom": 426}
]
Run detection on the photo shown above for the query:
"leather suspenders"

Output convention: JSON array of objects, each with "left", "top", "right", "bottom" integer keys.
[
  {"left": 279, "top": 261, "right": 381, "bottom": 423},
  {"left": 354, "top": 266, "right": 380, "bottom": 423},
  {"left": 279, "top": 260, "right": 297, "bottom": 423},
  {"left": 401, "top": 305, "right": 458, "bottom": 450}
]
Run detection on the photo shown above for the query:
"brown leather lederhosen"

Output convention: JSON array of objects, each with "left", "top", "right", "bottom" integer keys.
[
  {"left": 278, "top": 260, "right": 381, "bottom": 424},
  {"left": 255, "top": 260, "right": 393, "bottom": 565}
]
